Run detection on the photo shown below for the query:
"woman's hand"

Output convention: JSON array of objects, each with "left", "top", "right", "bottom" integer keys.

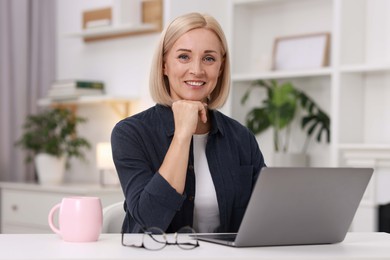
[
  {"left": 171, "top": 100, "right": 208, "bottom": 140},
  {"left": 158, "top": 100, "right": 208, "bottom": 194}
]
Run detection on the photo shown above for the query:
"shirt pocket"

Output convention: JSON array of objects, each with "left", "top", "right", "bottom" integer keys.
[{"left": 232, "top": 165, "right": 254, "bottom": 208}]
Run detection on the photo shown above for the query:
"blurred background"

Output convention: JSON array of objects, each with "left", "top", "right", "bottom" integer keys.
[{"left": 0, "top": 0, "right": 389, "bottom": 234}]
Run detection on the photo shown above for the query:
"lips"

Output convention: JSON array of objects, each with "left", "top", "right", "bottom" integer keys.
[{"left": 185, "top": 81, "right": 206, "bottom": 87}]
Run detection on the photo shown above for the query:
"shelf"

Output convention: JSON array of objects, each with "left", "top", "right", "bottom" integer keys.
[
  {"left": 232, "top": 68, "right": 332, "bottom": 82},
  {"left": 38, "top": 95, "right": 135, "bottom": 106},
  {"left": 38, "top": 95, "right": 137, "bottom": 118},
  {"left": 233, "top": 0, "right": 287, "bottom": 6},
  {"left": 65, "top": 23, "right": 159, "bottom": 41},
  {"left": 340, "top": 63, "right": 390, "bottom": 74},
  {"left": 68, "top": 0, "right": 162, "bottom": 42}
]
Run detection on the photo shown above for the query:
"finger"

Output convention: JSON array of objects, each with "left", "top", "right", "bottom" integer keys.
[{"left": 198, "top": 103, "right": 208, "bottom": 123}]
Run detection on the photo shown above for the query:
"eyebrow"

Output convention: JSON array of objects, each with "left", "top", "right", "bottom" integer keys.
[{"left": 176, "top": 48, "right": 218, "bottom": 54}]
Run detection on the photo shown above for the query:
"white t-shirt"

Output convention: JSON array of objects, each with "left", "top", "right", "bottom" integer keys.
[{"left": 192, "top": 133, "right": 220, "bottom": 233}]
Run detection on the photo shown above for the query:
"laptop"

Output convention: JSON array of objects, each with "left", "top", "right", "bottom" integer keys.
[{"left": 195, "top": 167, "right": 373, "bottom": 247}]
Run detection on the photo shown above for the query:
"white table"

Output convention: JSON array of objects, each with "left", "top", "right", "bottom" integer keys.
[{"left": 0, "top": 233, "right": 390, "bottom": 260}]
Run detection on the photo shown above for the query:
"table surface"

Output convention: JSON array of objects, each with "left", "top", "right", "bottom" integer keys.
[
  {"left": 0, "top": 232, "right": 390, "bottom": 260},
  {"left": 0, "top": 181, "right": 122, "bottom": 193}
]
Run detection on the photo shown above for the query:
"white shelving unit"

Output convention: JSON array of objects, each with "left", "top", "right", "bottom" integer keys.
[
  {"left": 228, "top": 0, "right": 334, "bottom": 167},
  {"left": 228, "top": 0, "right": 390, "bottom": 231}
]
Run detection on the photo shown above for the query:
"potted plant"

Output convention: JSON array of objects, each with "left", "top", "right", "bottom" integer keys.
[
  {"left": 15, "top": 107, "right": 91, "bottom": 184},
  {"left": 241, "top": 79, "right": 330, "bottom": 166}
]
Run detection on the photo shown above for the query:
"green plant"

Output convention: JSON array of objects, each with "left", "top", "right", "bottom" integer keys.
[
  {"left": 241, "top": 79, "right": 330, "bottom": 153},
  {"left": 15, "top": 107, "right": 91, "bottom": 167}
]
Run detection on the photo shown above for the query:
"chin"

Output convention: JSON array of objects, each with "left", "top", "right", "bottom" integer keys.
[{"left": 178, "top": 94, "right": 206, "bottom": 101}]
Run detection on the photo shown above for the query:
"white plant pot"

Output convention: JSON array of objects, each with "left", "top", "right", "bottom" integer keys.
[
  {"left": 273, "top": 152, "right": 309, "bottom": 167},
  {"left": 34, "top": 153, "right": 66, "bottom": 185}
]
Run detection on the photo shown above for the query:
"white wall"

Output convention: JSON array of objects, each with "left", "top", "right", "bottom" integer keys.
[{"left": 56, "top": 0, "right": 229, "bottom": 183}]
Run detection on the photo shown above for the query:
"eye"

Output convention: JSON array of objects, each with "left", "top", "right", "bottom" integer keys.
[
  {"left": 178, "top": 54, "right": 190, "bottom": 61},
  {"left": 203, "top": 56, "right": 216, "bottom": 63}
]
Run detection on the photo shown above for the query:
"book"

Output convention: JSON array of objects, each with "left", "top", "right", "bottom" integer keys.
[
  {"left": 48, "top": 80, "right": 105, "bottom": 100},
  {"left": 48, "top": 88, "right": 103, "bottom": 98},
  {"left": 51, "top": 80, "right": 105, "bottom": 90}
]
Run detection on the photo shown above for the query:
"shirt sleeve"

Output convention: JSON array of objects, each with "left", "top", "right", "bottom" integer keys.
[
  {"left": 249, "top": 130, "right": 266, "bottom": 185},
  {"left": 111, "top": 119, "right": 186, "bottom": 231}
]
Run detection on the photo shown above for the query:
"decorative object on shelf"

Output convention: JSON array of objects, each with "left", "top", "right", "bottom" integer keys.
[
  {"left": 96, "top": 142, "right": 119, "bottom": 187},
  {"left": 241, "top": 79, "right": 330, "bottom": 166},
  {"left": 256, "top": 53, "right": 273, "bottom": 72},
  {"left": 48, "top": 79, "right": 105, "bottom": 101},
  {"left": 141, "top": 0, "right": 162, "bottom": 31},
  {"left": 15, "top": 108, "right": 91, "bottom": 184},
  {"left": 83, "top": 7, "right": 112, "bottom": 29},
  {"left": 112, "top": 0, "right": 141, "bottom": 27},
  {"left": 272, "top": 32, "right": 330, "bottom": 71},
  {"left": 74, "top": 0, "right": 163, "bottom": 42}
]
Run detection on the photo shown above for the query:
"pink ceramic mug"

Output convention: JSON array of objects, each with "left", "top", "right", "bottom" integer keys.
[{"left": 48, "top": 196, "right": 103, "bottom": 242}]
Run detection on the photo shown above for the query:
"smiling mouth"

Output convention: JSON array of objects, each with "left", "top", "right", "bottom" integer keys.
[{"left": 185, "top": 81, "right": 206, "bottom": 87}]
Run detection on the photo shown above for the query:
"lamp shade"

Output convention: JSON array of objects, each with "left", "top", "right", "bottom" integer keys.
[{"left": 96, "top": 142, "right": 115, "bottom": 169}]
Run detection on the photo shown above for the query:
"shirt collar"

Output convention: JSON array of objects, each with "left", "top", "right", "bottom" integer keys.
[{"left": 155, "top": 104, "right": 225, "bottom": 137}]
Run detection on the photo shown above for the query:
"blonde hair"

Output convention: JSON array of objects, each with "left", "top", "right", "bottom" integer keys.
[{"left": 149, "top": 12, "right": 230, "bottom": 109}]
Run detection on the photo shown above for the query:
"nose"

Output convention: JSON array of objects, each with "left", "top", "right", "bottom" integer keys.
[{"left": 189, "top": 59, "right": 204, "bottom": 76}]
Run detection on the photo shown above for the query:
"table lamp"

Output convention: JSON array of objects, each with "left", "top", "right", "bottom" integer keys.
[{"left": 96, "top": 142, "right": 119, "bottom": 186}]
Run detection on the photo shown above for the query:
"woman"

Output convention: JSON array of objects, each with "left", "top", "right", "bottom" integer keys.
[{"left": 111, "top": 12, "right": 266, "bottom": 234}]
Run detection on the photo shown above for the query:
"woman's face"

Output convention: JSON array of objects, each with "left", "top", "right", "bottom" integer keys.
[{"left": 163, "top": 28, "right": 224, "bottom": 103}]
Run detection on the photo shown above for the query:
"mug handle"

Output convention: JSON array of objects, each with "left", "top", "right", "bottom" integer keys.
[{"left": 48, "top": 203, "right": 61, "bottom": 235}]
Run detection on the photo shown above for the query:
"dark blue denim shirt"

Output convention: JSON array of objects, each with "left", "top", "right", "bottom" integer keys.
[{"left": 111, "top": 104, "right": 266, "bottom": 233}]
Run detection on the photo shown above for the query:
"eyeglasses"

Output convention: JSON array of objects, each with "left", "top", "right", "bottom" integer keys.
[{"left": 121, "top": 226, "right": 199, "bottom": 251}]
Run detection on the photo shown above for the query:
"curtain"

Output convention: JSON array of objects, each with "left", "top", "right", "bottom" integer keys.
[{"left": 0, "top": 0, "right": 56, "bottom": 182}]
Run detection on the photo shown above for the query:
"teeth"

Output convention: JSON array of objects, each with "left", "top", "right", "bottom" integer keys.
[{"left": 186, "top": 81, "right": 204, "bottom": 86}]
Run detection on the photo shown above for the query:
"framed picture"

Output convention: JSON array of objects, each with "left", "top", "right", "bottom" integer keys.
[{"left": 272, "top": 32, "right": 330, "bottom": 70}]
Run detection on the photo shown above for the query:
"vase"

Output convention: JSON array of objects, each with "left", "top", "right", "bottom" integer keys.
[
  {"left": 34, "top": 153, "right": 66, "bottom": 185},
  {"left": 273, "top": 152, "right": 309, "bottom": 167}
]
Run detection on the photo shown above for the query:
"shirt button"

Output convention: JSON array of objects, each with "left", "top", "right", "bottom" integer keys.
[
  {"left": 188, "top": 165, "right": 194, "bottom": 171},
  {"left": 188, "top": 195, "right": 194, "bottom": 201}
]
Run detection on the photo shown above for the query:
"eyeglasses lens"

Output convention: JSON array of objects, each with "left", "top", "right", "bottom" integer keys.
[
  {"left": 122, "top": 233, "right": 142, "bottom": 248},
  {"left": 177, "top": 226, "right": 198, "bottom": 250},
  {"left": 143, "top": 227, "right": 167, "bottom": 250}
]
